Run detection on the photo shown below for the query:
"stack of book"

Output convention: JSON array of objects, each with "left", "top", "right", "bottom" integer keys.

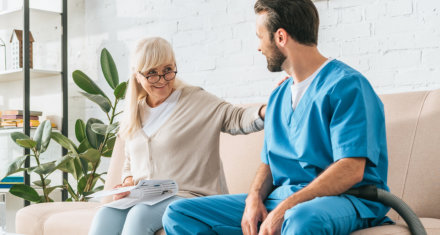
[
  {"left": 0, "top": 176, "right": 24, "bottom": 188},
  {"left": 0, "top": 110, "right": 42, "bottom": 128}
]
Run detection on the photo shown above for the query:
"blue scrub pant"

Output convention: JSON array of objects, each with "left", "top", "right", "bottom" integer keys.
[
  {"left": 163, "top": 194, "right": 373, "bottom": 235},
  {"left": 88, "top": 196, "right": 181, "bottom": 235}
]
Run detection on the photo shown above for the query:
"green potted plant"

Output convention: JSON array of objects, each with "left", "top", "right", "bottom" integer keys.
[{"left": 0, "top": 48, "right": 127, "bottom": 202}]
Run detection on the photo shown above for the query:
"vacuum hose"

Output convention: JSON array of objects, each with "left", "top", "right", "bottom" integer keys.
[{"left": 345, "top": 185, "right": 427, "bottom": 235}]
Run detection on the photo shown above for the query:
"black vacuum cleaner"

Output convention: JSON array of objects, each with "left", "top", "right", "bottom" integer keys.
[{"left": 345, "top": 185, "right": 427, "bottom": 235}]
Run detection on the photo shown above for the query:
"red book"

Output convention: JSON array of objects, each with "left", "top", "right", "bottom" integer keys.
[{"left": 2, "top": 115, "right": 39, "bottom": 120}]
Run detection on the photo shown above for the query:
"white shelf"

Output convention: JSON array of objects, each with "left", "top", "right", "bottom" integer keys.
[
  {"left": 0, "top": 69, "right": 61, "bottom": 82},
  {"left": 0, "top": 128, "right": 36, "bottom": 134},
  {"left": 0, "top": 7, "right": 61, "bottom": 18},
  {"left": 0, "top": 128, "right": 60, "bottom": 134}
]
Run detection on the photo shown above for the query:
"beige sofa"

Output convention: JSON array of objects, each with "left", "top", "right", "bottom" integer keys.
[{"left": 16, "top": 89, "right": 440, "bottom": 234}]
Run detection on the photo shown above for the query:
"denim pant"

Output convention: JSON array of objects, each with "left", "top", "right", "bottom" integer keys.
[
  {"left": 162, "top": 194, "right": 374, "bottom": 235},
  {"left": 89, "top": 196, "right": 181, "bottom": 235}
]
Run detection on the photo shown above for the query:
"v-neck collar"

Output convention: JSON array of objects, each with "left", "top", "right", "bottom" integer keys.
[
  {"left": 283, "top": 59, "right": 335, "bottom": 128},
  {"left": 139, "top": 87, "right": 187, "bottom": 140}
]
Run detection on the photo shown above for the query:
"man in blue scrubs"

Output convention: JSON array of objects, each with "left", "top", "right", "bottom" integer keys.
[{"left": 163, "top": 0, "right": 390, "bottom": 234}]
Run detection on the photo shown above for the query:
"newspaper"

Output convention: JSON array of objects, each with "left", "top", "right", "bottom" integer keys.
[{"left": 88, "top": 179, "right": 178, "bottom": 209}]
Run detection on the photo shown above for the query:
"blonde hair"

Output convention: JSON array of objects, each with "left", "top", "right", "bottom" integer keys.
[{"left": 119, "top": 37, "right": 185, "bottom": 140}]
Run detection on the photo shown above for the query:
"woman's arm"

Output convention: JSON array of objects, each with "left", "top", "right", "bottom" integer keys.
[{"left": 219, "top": 102, "right": 266, "bottom": 135}]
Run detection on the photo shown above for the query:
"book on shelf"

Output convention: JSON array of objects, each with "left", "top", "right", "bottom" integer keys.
[
  {"left": 1, "top": 115, "right": 39, "bottom": 120},
  {"left": 16, "top": 120, "right": 41, "bottom": 127},
  {"left": 3, "top": 110, "right": 43, "bottom": 116},
  {"left": 89, "top": 179, "right": 178, "bottom": 209},
  {"left": 0, "top": 176, "right": 24, "bottom": 189}
]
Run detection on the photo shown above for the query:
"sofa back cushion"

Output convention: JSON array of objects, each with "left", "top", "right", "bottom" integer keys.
[{"left": 104, "top": 89, "right": 440, "bottom": 220}]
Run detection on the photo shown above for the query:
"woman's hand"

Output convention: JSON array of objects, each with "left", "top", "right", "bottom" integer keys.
[
  {"left": 113, "top": 176, "right": 135, "bottom": 201},
  {"left": 277, "top": 76, "right": 290, "bottom": 86}
]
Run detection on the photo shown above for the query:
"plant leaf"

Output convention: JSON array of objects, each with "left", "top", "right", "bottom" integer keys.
[
  {"left": 35, "top": 120, "right": 52, "bottom": 153},
  {"left": 79, "top": 157, "right": 89, "bottom": 176},
  {"left": 11, "top": 132, "right": 30, "bottom": 143},
  {"left": 75, "top": 119, "right": 86, "bottom": 143},
  {"left": 56, "top": 155, "right": 74, "bottom": 173},
  {"left": 34, "top": 120, "right": 52, "bottom": 151},
  {"left": 33, "top": 179, "right": 51, "bottom": 187},
  {"left": 107, "top": 122, "right": 119, "bottom": 133},
  {"left": 72, "top": 70, "right": 108, "bottom": 98},
  {"left": 51, "top": 132, "right": 78, "bottom": 154},
  {"left": 80, "top": 148, "right": 101, "bottom": 163},
  {"left": 55, "top": 154, "right": 73, "bottom": 169},
  {"left": 114, "top": 81, "right": 127, "bottom": 99},
  {"left": 0, "top": 155, "right": 29, "bottom": 180},
  {"left": 10, "top": 184, "right": 41, "bottom": 203},
  {"left": 33, "top": 161, "right": 57, "bottom": 175},
  {"left": 77, "top": 176, "right": 87, "bottom": 195},
  {"left": 102, "top": 149, "right": 113, "bottom": 157},
  {"left": 101, "top": 48, "right": 119, "bottom": 89},
  {"left": 86, "top": 118, "right": 105, "bottom": 149},
  {"left": 77, "top": 139, "right": 92, "bottom": 154},
  {"left": 16, "top": 139, "right": 37, "bottom": 149},
  {"left": 79, "top": 92, "right": 111, "bottom": 113},
  {"left": 91, "top": 123, "right": 107, "bottom": 135},
  {"left": 73, "top": 157, "right": 84, "bottom": 180},
  {"left": 106, "top": 135, "right": 116, "bottom": 150}
]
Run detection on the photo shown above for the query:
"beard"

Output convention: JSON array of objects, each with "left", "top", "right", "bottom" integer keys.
[{"left": 266, "top": 41, "right": 286, "bottom": 72}]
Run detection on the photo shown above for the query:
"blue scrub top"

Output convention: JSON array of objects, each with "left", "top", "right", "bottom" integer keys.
[{"left": 262, "top": 60, "right": 390, "bottom": 221}]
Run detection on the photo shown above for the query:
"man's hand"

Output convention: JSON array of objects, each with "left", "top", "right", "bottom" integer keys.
[
  {"left": 113, "top": 176, "right": 135, "bottom": 201},
  {"left": 258, "top": 207, "right": 285, "bottom": 235},
  {"left": 242, "top": 194, "right": 268, "bottom": 235}
]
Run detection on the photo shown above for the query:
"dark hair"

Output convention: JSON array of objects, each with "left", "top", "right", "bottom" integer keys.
[{"left": 254, "top": 0, "right": 319, "bottom": 46}]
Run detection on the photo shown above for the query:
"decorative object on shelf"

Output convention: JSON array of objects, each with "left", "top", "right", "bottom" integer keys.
[
  {"left": 10, "top": 29, "right": 35, "bottom": 69},
  {"left": 0, "top": 38, "right": 6, "bottom": 71},
  {"left": 0, "top": 48, "right": 127, "bottom": 203}
]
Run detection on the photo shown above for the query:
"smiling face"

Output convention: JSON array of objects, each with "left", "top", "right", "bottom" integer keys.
[
  {"left": 256, "top": 12, "right": 286, "bottom": 72},
  {"left": 136, "top": 63, "right": 177, "bottom": 107}
]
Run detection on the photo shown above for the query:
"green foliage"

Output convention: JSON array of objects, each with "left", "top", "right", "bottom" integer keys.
[{"left": 1, "top": 48, "right": 126, "bottom": 203}]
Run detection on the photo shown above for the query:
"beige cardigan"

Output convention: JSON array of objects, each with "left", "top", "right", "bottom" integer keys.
[{"left": 121, "top": 85, "right": 264, "bottom": 198}]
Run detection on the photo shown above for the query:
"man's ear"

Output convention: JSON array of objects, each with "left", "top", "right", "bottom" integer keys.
[{"left": 275, "top": 28, "right": 288, "bottom": 47}]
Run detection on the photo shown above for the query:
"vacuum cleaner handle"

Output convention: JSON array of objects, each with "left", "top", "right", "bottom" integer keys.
[{"left": 345, "top": 185, "right": 427, "bottom": 235}]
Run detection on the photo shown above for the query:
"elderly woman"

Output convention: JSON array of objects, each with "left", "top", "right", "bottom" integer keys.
[{"left": 88, "top": 37, "right": 266, "bottom": 235}]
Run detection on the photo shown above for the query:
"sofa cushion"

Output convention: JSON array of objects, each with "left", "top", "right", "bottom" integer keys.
[
  {"left": 351, "top": 218, "right": 440, "bottom": 235},
  {"left": 15, "top": 202, "right": 101, "bottom": 235},
  {"left": 219, "top": 131, "right": 264, "bottom": 194},
  {"left": 401, "top": 90, "right": 440, "bottom": 219}
]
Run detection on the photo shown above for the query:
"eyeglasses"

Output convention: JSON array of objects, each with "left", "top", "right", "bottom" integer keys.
[{"left": 138, "top": 70, "right": 178, "bottom": 84}]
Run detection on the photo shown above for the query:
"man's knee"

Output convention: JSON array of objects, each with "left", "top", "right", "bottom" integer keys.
[
  {"left": 162, "top": 199, "right": 190, "bottom": 226},
  {"left": 282, "top": 202, "right": 331, "bottom": 235}
]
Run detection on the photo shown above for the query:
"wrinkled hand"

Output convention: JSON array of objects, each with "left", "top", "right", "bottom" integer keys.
[
  {"left": 258, "top": 208, "right": 285, "bottom": 235},
  {"left": 113, "top": 177, "right": 134, "bottom": 201},
  {"left": 242, "top": 195, "right": 268, "bottom": 235},
  {"left": 277, "top": 76, "right": 290, "bottom": 86}
]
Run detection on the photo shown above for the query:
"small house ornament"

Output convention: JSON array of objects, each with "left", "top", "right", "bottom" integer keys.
[{"left": 10, "top": 29, "right": 34, "bottom": 69}]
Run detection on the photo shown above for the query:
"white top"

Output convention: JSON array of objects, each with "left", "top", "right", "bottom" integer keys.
[
  {"left": 139, "top": 89, "right": 182, "bottom": 137},
  {"left": 291, "top": 58, "right": 334, "bottom": 110}
]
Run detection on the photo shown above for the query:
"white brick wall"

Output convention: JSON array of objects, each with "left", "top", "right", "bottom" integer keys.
[
  {"left": 66, "top": 0, "right": 440, "bottom": 172},
  {"left": 71, "top": 0, "right": 440, "bottom": 113}
]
